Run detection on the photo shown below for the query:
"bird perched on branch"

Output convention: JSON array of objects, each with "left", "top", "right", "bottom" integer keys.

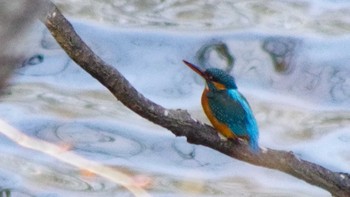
[{"left": 183, "top": 60, "right": 259, "bottom": 152}]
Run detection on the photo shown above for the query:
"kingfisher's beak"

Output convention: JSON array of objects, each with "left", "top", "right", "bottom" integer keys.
[{"left": 183, "top": 60, "right": 207, "bottom": 79}]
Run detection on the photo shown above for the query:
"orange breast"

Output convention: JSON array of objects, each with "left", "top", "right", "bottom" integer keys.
[{"left": 201, "top": 88, "right": 237, "bottom": 139}]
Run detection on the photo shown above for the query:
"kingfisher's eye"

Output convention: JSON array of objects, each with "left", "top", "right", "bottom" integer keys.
[
  {"left": 210, "top": 76, "right": 219, "bottom": 82},
  {"left": 204, "top": 72, "right": 216, "bottom": 81},
  {"left": 208, "top": 75, "right": 214, "bottom": 80}
]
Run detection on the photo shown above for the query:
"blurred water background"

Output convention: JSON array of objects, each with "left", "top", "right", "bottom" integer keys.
[{"left": 0, "top": 0, "right": 350, "bottom": 196}]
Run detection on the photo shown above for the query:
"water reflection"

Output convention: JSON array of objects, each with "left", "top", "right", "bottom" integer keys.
[
  {"left": 197, "top": 41, "right": 235, "bottom": 72},
  {"left": 36, "top": 122, "right": 144, "bottom": 159},
  {"left": 3, "top": 7, "right": 350, "bottom": 196},
  {"left": 53, "top": 0, "right": 350, "bottom": 36},
  {"left": 0, "top": 190, "right": 35, "bottom": 197},
  {"left": 262, "top": 37, "right": 300, "bottom": 74},
  {"left": 0, "top": 154, "right": 99, "bottom": 192}
]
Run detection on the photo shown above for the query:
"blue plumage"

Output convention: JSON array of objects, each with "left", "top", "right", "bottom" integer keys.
[
  {"left": 207, "top": 88, "right": 259, "bottom": 152},
  {"left": 205, "top": 68, "right": 259, "bottom": 152},
  {"left": 183, "top": 60, "right": 260, "bottom": 153}
]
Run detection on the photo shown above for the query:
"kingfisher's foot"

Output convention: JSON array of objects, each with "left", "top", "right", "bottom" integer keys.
[{"left": 228, "top": 137, "right": 240, "bottom": 145}]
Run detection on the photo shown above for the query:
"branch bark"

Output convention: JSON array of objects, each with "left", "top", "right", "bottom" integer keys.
[{"left": 39, "top": 1, "right": 350, "bottom": 196}]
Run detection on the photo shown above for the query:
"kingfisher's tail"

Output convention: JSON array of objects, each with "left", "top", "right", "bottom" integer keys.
[{"left": 248, "top": 132, "right": 259, "bottom": 153}]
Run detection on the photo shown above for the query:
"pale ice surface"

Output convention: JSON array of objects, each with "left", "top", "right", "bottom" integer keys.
[{"left": 1, "top": 7, "right": 350, "bottom": 197}]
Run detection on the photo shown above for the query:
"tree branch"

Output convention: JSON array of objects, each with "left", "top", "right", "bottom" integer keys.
[{"left": 39, "top": 1, "right": 350, "bottom": 196}]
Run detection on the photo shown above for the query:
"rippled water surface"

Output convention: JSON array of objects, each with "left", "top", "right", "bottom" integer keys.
[
  {"left": 53, "top": 0, "right": 350, "bottom": 34},
  {"left": 1, "top": 0, "right": 350, "bottom": 196}
]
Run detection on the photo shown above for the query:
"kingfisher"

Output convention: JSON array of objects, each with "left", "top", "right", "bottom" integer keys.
[{"left": 183, "top": 60, "right": 259, "bottom": 152}]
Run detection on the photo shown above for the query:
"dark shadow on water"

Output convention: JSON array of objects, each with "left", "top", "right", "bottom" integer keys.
[{"left": 0, "top": 190, "right": 10, "bottom": 197}]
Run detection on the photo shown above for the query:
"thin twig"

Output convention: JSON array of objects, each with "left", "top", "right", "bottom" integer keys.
[{"left": 0, "top": 119, "right": 151, "bottom": 197}]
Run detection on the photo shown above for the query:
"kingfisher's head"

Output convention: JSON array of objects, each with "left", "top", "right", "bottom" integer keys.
[{"left": 183, "top": 60, "right": 237, "bottom": 90}]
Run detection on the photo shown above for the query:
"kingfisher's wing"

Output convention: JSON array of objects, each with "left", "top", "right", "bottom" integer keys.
[{"left": 207, "top": 89, "right": 257, "bottom": 137}]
